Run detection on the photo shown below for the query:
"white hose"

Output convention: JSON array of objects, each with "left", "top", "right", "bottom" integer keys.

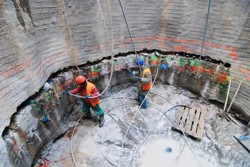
[
  {"left": 70, "top": 0, "right": 114, "bottom": 166},
  {"left": 120, "top": 66, "right": 159, "bottom": 166}
]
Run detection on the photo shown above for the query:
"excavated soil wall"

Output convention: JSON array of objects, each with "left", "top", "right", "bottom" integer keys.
[{"left": 0, "top": 0, "right": 249, "bottom": 166}]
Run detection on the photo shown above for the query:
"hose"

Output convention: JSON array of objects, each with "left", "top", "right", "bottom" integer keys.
[
  {"left": 70, "top": 0, "right": 114, "bottom": 166},
  {"left": 120, "top": 66, "right": 159, "bottom": 166}
]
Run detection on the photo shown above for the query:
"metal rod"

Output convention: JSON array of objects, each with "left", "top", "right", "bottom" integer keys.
[
  {"left": 197, "top": 0, "right": 212, "bottom": 77},
  {"left": 223, "top": 77, "right": 232, "bottom": 112},
  {"left": 226, "top": 80, "right": 242, "bottom": 112}
]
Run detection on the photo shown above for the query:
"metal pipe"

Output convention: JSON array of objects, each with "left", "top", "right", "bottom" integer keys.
[
  {"left": 197, "top": 0, "right": 212, "bottom": 77},
  {"left": 226, "top": 80, "right": 242, "bottom": 113},
  {"left": 223, "top": 77, "right": 232, "bottom": 112}
]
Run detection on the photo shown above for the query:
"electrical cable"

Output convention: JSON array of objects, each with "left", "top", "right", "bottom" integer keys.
[
  {"left": 119, "top": 66, "right": 159, "bottom": 166},
  {"left": 197, "top": 0, "right": 212, "bottom": 78},
  {"left": 118, "top": 0, "right": 142, "bottom": 74}
]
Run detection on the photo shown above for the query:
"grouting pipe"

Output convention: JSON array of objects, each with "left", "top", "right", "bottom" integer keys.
[
  {"left": 120, "top": 66, "right": 159, "bottom": 166},
  {"left": 118, "top": 0, "right": 141, "bottom": 74},
  {"left": 197, "top": 0, "right": 212, "bottom": 78},
  {"left": 127, "top": 104, "right": 202, "bottom": 167},
  {"left": 70, "top": 0, "right": 114, "bottom": 166},
  {"left": 226, "top": 80, "right": 242, "bottom": 113},
  {"left": 223, "top": 77, "right": 232, "bottom": 112}
]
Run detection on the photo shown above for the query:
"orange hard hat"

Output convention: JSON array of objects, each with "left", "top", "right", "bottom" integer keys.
[{"left": 75, "top": 76, "right": 86, "bottom": 85}]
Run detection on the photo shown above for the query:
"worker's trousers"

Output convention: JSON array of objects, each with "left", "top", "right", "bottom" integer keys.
[
  {"left": 138, "top": 93, "right": 147, "bottom": 109},
  {"left": 82, "top": 102, "right": 104, "bottom": 115}
]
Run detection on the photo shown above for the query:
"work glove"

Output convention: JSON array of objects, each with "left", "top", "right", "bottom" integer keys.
[
  {"left": 65, "top": 91, "right": 71, "bottom": 95},
  {"left": 84, "top": 95, "right": 91, "bottom": 99},
  {"left": 129, "top": 71, "right": 136, "bottom": 77}
]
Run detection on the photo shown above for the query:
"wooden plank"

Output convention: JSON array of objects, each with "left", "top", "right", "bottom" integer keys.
[
  {"left": 198, "top": 107, "right": 207, "bottom": 138},
  {"left": 174, "top": 107, "right": 189, "bottom": 130},
  {"left": 234, "top": 134, "right": 250, "bottom": 153},
  {"left": 185, "top": 107, "right": 197, "bottom": 136},
  {"left": 190, "top": 107, "right": 201, "bottom": 137}
]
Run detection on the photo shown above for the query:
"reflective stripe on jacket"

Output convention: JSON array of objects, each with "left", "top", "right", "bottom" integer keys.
[{"left": 141, "top": 68, "right": 152, "bottom": 91}]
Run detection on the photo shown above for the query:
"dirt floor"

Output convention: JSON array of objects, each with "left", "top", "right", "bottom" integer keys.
[{"left": 36, "top": 83, "right": 250, "bottom": 167}]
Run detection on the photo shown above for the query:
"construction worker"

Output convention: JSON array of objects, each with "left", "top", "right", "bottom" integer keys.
[
  {"left": 132, "top": 59, "right": 152, "bottom": 109},
  {"left": 67, "top": 76, "right": 105, "bottom": 127}
]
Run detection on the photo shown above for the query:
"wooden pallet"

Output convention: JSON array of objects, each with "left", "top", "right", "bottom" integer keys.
[{"left": 172, "top": 105, "right": 207, "bottom": 140}]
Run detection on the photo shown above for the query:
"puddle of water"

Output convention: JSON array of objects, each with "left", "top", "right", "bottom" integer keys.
[{"left": 138, "top": 138, "right": 219, "bottom": 167}]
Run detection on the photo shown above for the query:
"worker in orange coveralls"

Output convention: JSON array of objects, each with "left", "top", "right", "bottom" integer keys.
[{"left": 67, "top": 76, "right": 105, "bottom": 127}]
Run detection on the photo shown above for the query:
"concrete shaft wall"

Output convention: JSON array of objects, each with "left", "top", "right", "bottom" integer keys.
[{"left": 0, "top": 0, "right": 249, "bottom": 166}]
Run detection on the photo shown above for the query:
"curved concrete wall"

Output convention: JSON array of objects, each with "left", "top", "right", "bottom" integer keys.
[{"left": 0, "top": 0, "right": 249, "bottom": 166}]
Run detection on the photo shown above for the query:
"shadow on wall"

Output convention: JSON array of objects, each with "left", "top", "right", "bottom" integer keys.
[{"left": 1, "top": 51, "right": 231, "bottom": 167}]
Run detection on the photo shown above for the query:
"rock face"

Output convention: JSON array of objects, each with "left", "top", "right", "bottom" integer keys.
[{"left": 0, "top": 0, "right": 249, "bottom": 166}]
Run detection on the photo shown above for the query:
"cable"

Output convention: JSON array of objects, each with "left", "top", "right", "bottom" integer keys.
[
  {"left": 118, "top": 0, "right": 141, "bottom": 74},
  {"left": 197, "top": 0, "right": 212, "bottom": 78},
  {"left": 120, "top": 66, "right": 159, "bottom": 166}
]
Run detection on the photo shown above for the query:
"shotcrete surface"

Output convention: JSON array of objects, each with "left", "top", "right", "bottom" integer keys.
[{"left": 37, "top": 84, "right": 250, "bottom": 167}]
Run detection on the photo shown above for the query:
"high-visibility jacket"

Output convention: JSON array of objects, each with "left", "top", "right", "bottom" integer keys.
[
  {"left": 71, "top": 81, "right": 100, "bottom": 107},
  {"left": 86, "top": 82, "right": 100, "bottom": 107},
  {"left": 141, "top": 68, "right": 152, "bottom": 91}
]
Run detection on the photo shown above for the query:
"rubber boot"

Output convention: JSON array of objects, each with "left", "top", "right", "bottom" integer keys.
[
  {"left": 83, "top": 112, "right": 92, "bottom": 119},
  {"left": 99, "top": 113, "right": 105, "bottom": 127}
]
